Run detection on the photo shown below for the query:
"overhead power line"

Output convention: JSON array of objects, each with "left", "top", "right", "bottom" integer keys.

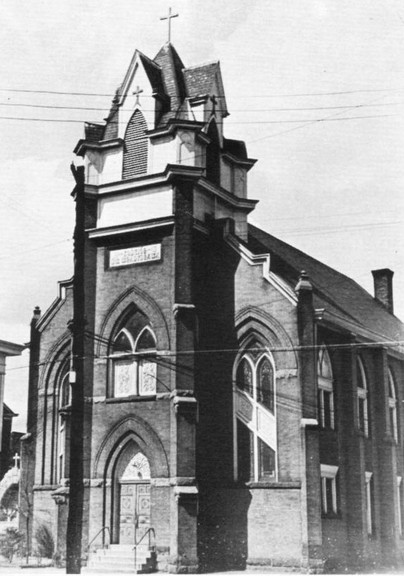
[
  {"left": 0, "top": 101, "right": 398, "bottom": 113},
  {"left": 0, "top": 87, "right": 398, "bottom": 98},
  {"left": 0, "top": 113, "right": 395, "bottom": 125}
]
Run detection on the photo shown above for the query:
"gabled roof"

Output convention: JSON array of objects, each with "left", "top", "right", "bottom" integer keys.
[
  {"left": 248, "top": 224, "right": 404, "bottom": 343},
  {"left": 0, "top": 340, "right": 25, "bottom": 357},
  {"left": 81, "top": 44, "right": 228, "bottom": 141}
]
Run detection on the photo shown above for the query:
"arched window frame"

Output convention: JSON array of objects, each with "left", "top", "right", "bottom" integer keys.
[
  {"left": 388, "top": 368, "right": 398, "bottom": 442},
  {"left": 356, "top": 356, "right": 369, "bottom": 436},
  {"left": 110, "top": 321, "right": 157, "bottom": 399},
  {"left": 317, "top": 346, "right": 335, "bottom": 429},
  {"left": 56, "top": 362, "right": 71, "bottom": 484},
  {"left": 233, "top": 342, "right": 277, "bottom": 483}
]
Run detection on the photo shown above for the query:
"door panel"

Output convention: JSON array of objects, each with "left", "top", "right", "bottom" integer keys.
[{"left": 119, "top": 482, "right": 150, "bottom": 545}]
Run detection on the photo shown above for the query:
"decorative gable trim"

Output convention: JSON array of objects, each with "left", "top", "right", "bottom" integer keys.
[
  {"left": 223, "top": 225, "right": 297, "bottom": 306},
  {"left": 36, "top": 279, "right": 73, "bottom": 332}
]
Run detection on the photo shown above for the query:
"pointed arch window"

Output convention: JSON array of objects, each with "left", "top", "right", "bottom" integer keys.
[
  {"left": 388, "top": 368, "right": 398, "bottom": 442},
  {"left": 318, "top": 346, "right": 334, "bottom": 429},
  {"left": 357, "top": 357, "right": 369, "bottom": 436},
  {"left": 123, "top": 110, "right": 148, "bottom": 179},
  {"left": 233, "top": 341, "right": 277, "bottom": 482},
  {"left": 110, "top": 311, "right": 157, "bottom": 398},
  {"left": 57, "top": 364, "right": 71, "bottom": 483}
]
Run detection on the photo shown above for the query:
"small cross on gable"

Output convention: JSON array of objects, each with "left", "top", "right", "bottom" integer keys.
[
  {"left": 133, "top": 86, "right": 144, "bottom": 106},
  {"left": 13, "top": 453, "right": 20, "bottom": 469}
]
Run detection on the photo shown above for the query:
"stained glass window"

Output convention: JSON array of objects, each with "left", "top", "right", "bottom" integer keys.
[
  {"left": 236, "top": 358, "right": 253, "bottom": 397},
  {"left": 257, "top": 357, "right": 274, "bottom": 412},
  {"left": 111, "top": 314, "right": 157, "bottom": 398},
  {"left": 234, "top": 348, "right": 277, "bottom": 482}
]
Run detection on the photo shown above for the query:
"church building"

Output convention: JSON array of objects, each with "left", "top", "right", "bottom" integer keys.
[{"left": 20, "top": 39, "right": 404, "bottom": 573}]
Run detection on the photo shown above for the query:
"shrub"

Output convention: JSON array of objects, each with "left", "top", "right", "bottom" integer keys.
[
  {"left": 0, "top": 527, "right": 24, "bottom": 563},
  {"left": 35, "top": 524, "right": 54, "bottom": 559}
]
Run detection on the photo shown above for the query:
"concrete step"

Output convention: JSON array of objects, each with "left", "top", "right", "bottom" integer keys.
[
  {"left": 86, "top": 545, "right": 156, "bottom": 574},
  {"left": 83, "top": 568, "right": 154, "bottom": 574},
  {"left": 91, "top": 550, "right": 150, "bottom": 560}
]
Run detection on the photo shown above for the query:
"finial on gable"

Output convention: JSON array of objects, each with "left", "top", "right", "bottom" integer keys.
[{"left": 295, "top": 270, "right": 313, "bottom": 292}]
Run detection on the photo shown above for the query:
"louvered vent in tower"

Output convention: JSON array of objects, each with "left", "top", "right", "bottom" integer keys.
[{"left": 123, "top": 110, "right": 148, "bottom": 179}]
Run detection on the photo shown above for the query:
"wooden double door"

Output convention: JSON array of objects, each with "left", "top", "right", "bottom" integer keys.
[{"left": 119, "top": 481, "right": 151, "bottom": 545}]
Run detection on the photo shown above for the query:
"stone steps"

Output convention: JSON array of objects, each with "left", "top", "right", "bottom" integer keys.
[{"left": 84, "top": 544, "right": 156, "bottom": 574}]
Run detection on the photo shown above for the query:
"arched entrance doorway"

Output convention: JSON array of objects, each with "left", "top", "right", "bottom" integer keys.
[{"left": 112, "top": 449, "right": 151, "bottom": 545}]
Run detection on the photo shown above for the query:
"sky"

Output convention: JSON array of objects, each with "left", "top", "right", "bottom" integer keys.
[{"left": 1, "top": 0, "right": 404, "bottom": 429}]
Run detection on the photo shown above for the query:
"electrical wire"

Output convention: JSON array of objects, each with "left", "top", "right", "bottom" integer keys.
[{"left": 0, "top": 87, "right": 398, "bottom": 98}]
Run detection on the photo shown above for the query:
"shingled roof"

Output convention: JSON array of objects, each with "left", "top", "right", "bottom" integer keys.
[
  {"left": 248, "top": 224, "right": 404, "bottom": 343},
  {"left": 183, "top": 62, "right": 220, "bottom": 98}
]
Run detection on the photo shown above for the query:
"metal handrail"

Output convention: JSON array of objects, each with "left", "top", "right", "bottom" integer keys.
[
  {"left": 133, "top": 527, "right": 156, "bottom": 574},
  {"left": 86, "top": 526, "right": 111, "bottom": 554}
]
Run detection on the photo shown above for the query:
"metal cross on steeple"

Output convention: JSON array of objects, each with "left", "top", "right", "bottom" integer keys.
[
  {"left": 133, "top": 85, "right": 144, "bottom": 106},
  {"left": 160, "top": 7, "right": 179, "bottom": 43}
]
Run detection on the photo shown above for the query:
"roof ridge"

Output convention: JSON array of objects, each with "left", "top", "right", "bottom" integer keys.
[{"left": 184, "top": 60, "right": 219, "bottom": 71}]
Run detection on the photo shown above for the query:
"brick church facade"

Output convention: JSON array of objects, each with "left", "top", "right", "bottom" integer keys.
[{"left": 20, "top": 42, "right": 404, "bottom": 572}]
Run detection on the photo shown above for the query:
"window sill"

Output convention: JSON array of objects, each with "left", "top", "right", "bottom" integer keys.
[
  {"left": 240, "top": 481, "right": 301, "bottom": 489},
  {"left": 106, "top": 395, "right": 156, "bottom": 404}
]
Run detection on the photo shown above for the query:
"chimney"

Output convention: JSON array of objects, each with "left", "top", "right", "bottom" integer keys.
[{"left": 371, "top": 268, "right": 394, "bottom": 314}]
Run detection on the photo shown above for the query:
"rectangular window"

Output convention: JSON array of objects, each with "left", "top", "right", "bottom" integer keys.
[
  {"left": 318, "top": 389, "right": 335, "bottom": 429},
  {"left": 365, "top": 472, "right": 374, "bottom": 536},
  {"left": 321, "top": 464, "right": 338, "bottom": 516},
  {"left": 258, "top": 438, "right": 276, "bottom": 480},
  {"left": 237, "top": 420, "right": 253, "bottom": 482}
]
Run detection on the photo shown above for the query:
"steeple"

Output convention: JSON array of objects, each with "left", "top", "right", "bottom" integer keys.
[
  {"left": 74, "top": 42, "right": 257, "bottom": 240},
  {"left": 153, "top": 42, "right": 187, "bottom": 119}
]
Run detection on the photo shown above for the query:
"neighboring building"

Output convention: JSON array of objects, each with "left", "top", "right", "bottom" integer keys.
[
  {"left": 0, "top": 340, "right": 24, "bottom": 480},
  {"left": 20, "top": 42, "right": 404, "bottom": 573}
]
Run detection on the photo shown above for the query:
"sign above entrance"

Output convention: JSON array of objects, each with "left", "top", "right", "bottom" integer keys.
[{"left": 109, "top": 244, "right": 161, "bottom": 268}]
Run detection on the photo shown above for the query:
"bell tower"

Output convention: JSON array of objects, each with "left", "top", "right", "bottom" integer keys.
[{"left": 73, "top": 41, "right": 256, "bottom": 572}]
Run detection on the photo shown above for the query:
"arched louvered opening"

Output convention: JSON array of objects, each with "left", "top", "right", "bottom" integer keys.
[
  {"left": 123, "top": 110, "right": 148, "bottom": 179},
  {"left": 206, "top": 120, "right": 221, "bottom": 186}
]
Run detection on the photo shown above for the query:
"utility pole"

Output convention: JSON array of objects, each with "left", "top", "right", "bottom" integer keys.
[{"left": 66, "top": 161, "right": 86, "bottom": 574}]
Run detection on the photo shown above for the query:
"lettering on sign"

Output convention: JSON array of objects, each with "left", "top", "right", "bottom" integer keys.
[{"left": 110, "top": 244, "right": 161, "bottom": 268}]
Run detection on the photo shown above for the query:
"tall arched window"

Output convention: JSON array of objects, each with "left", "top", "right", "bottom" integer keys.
[
  {"left": 206, "top": 120, "right": 221, "bottom": 186},
  {"left": 317, "top": 346, "right": 334, "bottom": 429},
  {"left": 57, "top": 364, "right": 71, "bottom": 483},
  {"left": 233, "top": 341, "right": 276, "bottom": 482},
  {"left": 357, "top": 357, "right": 369, "bottom": 436},
  {"left": 388, "top": 368, "right": 398, "bottom": 442},
  {"left": 123, "top": 110, "right": 148, "bottom": 179},
  {"left": 110, "top": 309, "right": 157, "bottom": 398}
]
